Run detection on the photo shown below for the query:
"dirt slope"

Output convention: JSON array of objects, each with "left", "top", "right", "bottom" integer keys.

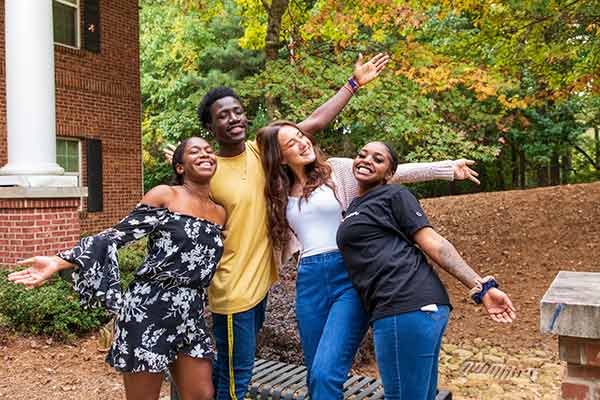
[{"left": 1, "top": 182, "right": 599, "bottom": 399}]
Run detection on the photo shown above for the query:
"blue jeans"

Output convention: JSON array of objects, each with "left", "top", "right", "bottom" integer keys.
[
  {"left": 372, "top": 305, "right": 450, "bottom": 400},
  {"left": 296, "top": 250, "right": 369, "bottom": 399},
  {"left": 212, "top": 296, "right": 268, "bottom": 400}
]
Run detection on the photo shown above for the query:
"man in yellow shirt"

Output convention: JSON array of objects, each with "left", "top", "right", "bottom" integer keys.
[{"left": 198, "top": 55, "right": 389, "bottom": 400}]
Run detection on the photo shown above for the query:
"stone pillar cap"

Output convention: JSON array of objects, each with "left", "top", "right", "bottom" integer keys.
[{"left": 540, "top": 271, "right": 600, "bottom": 339}]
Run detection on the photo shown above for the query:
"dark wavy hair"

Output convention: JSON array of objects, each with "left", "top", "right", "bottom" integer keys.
[
  {"left": 197, "top": 87, "right": 242, "bottom": 129},
  {"left": 256, "top": 120, "right": 337, "bottom": 250},
  {"left": 170, "top": 138, "right": 191, "bottom": 185}
]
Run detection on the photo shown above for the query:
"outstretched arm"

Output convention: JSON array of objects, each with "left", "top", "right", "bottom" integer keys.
[
  {"left": 414, "top": 227, "right": 516, "bottom": 323},
  {"left": 8, "top": 256, "right": 73, "bottom": 289},
  {"left": 8, "top": 186, "right": 171, "bottom": 290},
  {"left": 389, "top": 159, "right": 480, "bottom": 184},
  {"left": 298, "top": 53, "right": 389, "bottom": 136}
]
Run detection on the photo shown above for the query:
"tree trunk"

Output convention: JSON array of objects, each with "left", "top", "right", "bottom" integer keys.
[
  {"left": 595, "top": 126, "right": 600, "bottom": 168},
  {"left": 561, "top": 151, "right": 571, "bottom": 184},
  {"left": 265, "top": 0, "right": 289, "bottom": 61},
  {"left": 496, "top": 157, "right": 505, "bottom": 191},
  {"left": 511, "top": 143, "right": 519, "bottom": 188},
  {"left": 519, "top": 151, "right": 526, "bottom": 189},
  {"left": 479, "top": 164, "right": 487, "bottom": 192},
  {"left": 537, "top": 164, "right": 549, "bottom": 187},
  {"left": 550, "top": 152, "right": 560, "bottom": 186},
  {"left": 264, "top": 0, "right": 289, "bottom": 119}
]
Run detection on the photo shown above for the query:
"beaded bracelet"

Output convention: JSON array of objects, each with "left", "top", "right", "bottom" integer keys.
[
  {"left": 348, "top": 77, "right": 360, "bottom": 92},
  {"left": 342, "top": 84, "right": 355, "bottom": 96}
]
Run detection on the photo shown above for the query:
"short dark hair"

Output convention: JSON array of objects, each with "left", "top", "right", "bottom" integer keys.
[{"left": 197, "top": 87, "right": 242, "bottom": 129}]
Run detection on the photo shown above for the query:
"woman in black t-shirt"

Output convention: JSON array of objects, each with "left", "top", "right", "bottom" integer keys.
[{"left": 336, "top": 141, "right": 516, "bottom": 400}]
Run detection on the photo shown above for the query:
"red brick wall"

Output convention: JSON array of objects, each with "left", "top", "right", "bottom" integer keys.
[
  {"left": 0, "top": 0, "right": 142, "bottom": 235},
  {"left": 0, "top": 198, "right": 81, "bottom": 267},
  {"left": 560, "top": 336, "right": 600, "bottom": 400}
]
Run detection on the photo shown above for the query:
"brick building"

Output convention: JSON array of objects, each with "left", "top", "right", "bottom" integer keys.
[{"left": 0, "top": 0, "right": 142, "bottom": 266}]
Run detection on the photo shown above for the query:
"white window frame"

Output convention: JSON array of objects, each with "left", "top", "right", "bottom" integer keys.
[
  {"left": 53, "top": 0, "right": 81, "bottom": 50},
  {"left": 57, "top": 137, "right": 84, "bottom": 210}
]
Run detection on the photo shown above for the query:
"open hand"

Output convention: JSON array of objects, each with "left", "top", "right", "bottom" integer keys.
[
  {"left": 453, "top": 159, "right": 480, "bottom": 184},
  {"left": 7, "top": 256, "right": 67, "bottom": 289},
  {"left": 163, "top": 143, "right": 176, "bottom": 165},
  {"left": 482, "top": 287, "right": 517, "bottom": 323},
  {"left": 352, "top": 53, "right": 390, "bottom": 87}
]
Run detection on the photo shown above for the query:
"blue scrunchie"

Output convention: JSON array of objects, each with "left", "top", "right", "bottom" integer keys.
[{"left": 471, "top": 279, "right": 498, "bottom": 304}]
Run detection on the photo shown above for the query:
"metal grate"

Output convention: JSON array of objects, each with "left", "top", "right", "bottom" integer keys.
[
  {"left": 247, "top": 359, "right": 452, "bottom": 400},
  {"left": 460, "top": 361, "right": 539, "bottom": 382},
  {"left": 170, "top": 358, "right": 452, "bottom": 399}
]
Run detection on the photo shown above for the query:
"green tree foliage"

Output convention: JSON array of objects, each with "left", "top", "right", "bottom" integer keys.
[
  {"left": 140, "top": 0, "right": 600, "bottom": 194},
  {"left": 140, "top": 0, "right": 263, "bottom": 191}
]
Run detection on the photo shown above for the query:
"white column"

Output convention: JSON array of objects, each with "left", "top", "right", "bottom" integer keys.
[{"left": 0, "top": 0, "right": 75, "bottom": 187}]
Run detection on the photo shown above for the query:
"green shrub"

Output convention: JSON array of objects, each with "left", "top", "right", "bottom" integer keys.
[
  {"left": 0, "top": 269, "right": 109, "bottom": 340},
  {"left": 0, "top": 240, "right": 148, "bottom": 340},
  {"left": 118, "top": 239, "right": 148, "bottom": 288}
]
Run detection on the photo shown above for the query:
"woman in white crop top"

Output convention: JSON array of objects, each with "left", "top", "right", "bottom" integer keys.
[{"left": 256, "top": 120, "right": 478, "bottom": 399}]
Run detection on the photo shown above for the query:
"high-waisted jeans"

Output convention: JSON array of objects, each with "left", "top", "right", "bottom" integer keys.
[
  {"left": 372, "top": 305, "right": 450, "bottom": 400},
  {"left": 295, "top": 250, "right": 369, "bottom": 399}
]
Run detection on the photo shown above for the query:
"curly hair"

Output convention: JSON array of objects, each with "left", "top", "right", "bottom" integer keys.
[
  {"left": 256, "top": 120, "right": 338, "bottom": 250},
  {"left": 197, "top": 87, "right": 242, "bottom": 129}
]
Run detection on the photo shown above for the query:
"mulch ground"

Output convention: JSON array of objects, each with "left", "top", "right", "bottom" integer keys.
[{"left": 1, "top": 181, "right": 599, "bottom": 399}]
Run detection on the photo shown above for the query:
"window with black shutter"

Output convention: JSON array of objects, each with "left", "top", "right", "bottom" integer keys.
[
  {"left": 86, "top": 139, "right": 103, "bottom": 212},
  {"left": 83, "top": 0, "right": 101, "bottom": 53}
]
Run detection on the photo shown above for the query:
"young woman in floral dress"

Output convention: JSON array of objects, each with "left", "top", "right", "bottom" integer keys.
[{"left": 9, "top": 137, "right": 225, "bottom": 400}]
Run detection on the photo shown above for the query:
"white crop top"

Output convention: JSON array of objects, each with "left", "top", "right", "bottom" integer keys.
[{"left": 286, "top": 185, "right": 343, "bottom": 258}]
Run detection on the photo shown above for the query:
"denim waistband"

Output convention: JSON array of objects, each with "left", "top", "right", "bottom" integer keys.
[{"left": 299, "top": 249, "right": 342, "bottom": 265}]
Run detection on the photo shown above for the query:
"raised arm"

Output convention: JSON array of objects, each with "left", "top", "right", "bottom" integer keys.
[
  {"left": 413, "top": 227, "right": 516, "bottom": 323},
  {"left": 298, "top": 53, "right": 389, "bottom": 136}
]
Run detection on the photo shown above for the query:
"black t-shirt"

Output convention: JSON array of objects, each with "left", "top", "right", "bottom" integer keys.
[{"left": 336, "top": 184, "right": 451, "bottom": 322}]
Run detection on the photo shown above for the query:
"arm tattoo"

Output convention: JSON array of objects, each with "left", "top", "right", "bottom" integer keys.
[{"left": 435, "top": 237, "right": 481, "bottom": 289}]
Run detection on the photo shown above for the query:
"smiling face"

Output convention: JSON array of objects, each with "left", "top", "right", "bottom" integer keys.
[
  {"left": 352, "top": 142, "right": 395, "bottom": 189},
  {"left": 277, "top": 125, "right": 316, "bottom": 168},
  {"left": 206, "top": 96, "right": 248, "bottom": 147},
  {"left": 175, "top": 137, "right": 217, "bottom": 183}
]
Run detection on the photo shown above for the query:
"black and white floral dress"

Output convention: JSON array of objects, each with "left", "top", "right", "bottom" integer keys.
[{"left": 58, "top": 204, "right": 224, "bottom": 373}]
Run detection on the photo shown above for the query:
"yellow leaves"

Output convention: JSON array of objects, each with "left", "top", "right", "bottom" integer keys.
[
  {"left": 301, "top": 0, "right": 418, "bottom": 44},
  {"left": 586, "top": 23, "right": 600, "bottom": 36},
  {"left": 239, "top": 19, "right": 267, "bottom": 50},
  {"left": 497, "top": 95, "right": 529, "bottom": 110},
  {"left": 236, "top": 0, "right": 269, "bottom": 50},
  {"left": 168, "top": 20, "right": 198, "bottom": 73}
]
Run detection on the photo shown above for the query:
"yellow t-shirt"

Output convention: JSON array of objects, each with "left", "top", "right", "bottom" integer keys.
[{"left": 208, "top": 140, "right": 277, "bottom": 314}]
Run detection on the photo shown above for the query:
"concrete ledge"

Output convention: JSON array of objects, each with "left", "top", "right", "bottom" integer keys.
[
  {"left": 0, "top": 174, "right": 78, "bottom": 187},
  {"left": 0, "top": 186, "right": 88, "bottom": 199},
  {"left": 540, "top": 271, "right": 600, "bottom": 339}
]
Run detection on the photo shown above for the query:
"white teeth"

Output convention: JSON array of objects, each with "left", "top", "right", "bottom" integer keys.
[{"left": 357, "top": 166, "right": 371, "bottom": 173}]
